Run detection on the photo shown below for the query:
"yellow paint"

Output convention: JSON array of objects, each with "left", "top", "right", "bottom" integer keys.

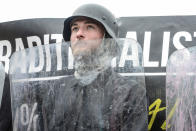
[
  {"left": 161, "top": 99, "right": 179, "bottom": 130},
  {"left": 148, "top": 98, "right": 166, "bottom": 130}
]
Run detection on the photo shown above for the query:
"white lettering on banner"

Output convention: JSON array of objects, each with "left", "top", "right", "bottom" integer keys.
[
  {"left": 51, "top": 34, "right": 63, "bottom": 71},
  {"left": 111, "top": 57, "right": 117, "bottom": 67},
  {"left": 119, "top": 41, "right": 139, "bottom": 67},
  {"left": 20, "top": 104, "right": 29, "bottom": 125},
  {"left": 13, "top": 103, "right": 38, "bottom": 131},
  {"left": 51, "top": 34, "right": 63, "bottom": 43},
  {"left": 56, "top": 43, "right": 62, "bottom": 71},
  {"left": 44, "top": 34, "right": 51, "bottom": 72},
  {"left": 0, "top": 40, "right": 11, "bottom": 73},
  {"left": 1, "top": 31, "right": 196, "bottom": 74},
  {"left": 126, "top": 31, "right": 160, "bottom": 67},
  {"left": 44, "top": 34, "right": 50, "bottom": 45},
  {"left": 126, "top": 31, "right": 196, "bottom": 69},
  {"left": 143, "top": 32, "right": 159, "bottom": 67},
  {"left": 14, "top": 38, "right": 26, "bottom": 73},
  {"left": 68, "top": 47, "right": 74, "bottom": 69},
  {"left": 173, "top": 31, "right": 192, "bottom": 49},
  {"left": 27, "top": 36, "right": 42, "bottom": 47},
  {"left": 15, "top": 38, "right": 25, "bottom": 51},
  {"left": 126, "top": 31, "right": 137, "bottom": 41},
  {"left": 27, "top": 36, "right": 44, "bottom": 73},
  {"left": 161, "top": 32, "right": 170, "bottom": 67}
]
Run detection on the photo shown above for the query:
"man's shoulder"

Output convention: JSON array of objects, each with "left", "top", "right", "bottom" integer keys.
[{"left": 108, "top": 70, "right": 146, "bottom": 92}]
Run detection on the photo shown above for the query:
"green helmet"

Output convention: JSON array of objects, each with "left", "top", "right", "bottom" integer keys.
[{"left": 63, "top": 4, "right": 118, "bottom": 41}]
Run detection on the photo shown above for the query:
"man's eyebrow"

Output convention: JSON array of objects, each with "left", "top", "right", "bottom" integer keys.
[{"left": 70, "top": 23, "right": 78, "bottom": 28}]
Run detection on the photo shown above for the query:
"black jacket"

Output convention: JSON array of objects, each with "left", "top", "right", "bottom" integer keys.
[
  {"left": 43, "top": 69, "right": 148, "bottom": 131},
  {"left": 1, "top": 68, "right": 147, "bottom": 131},
  {"left": 0, "top": 74, "right": 12, "bottom": 131}
]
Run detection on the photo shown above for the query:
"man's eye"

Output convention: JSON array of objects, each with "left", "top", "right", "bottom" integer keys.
[
  {"left": 87, "top": 25, "right": 95, "bottom": 30},
  {"left": 72, "top": 27, "right": 79, "bottom": 32}
]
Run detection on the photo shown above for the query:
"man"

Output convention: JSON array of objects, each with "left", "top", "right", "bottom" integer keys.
[
  {"left": 3, "top": 4, "right": 147, "bottom": 131},
  {"left": 50, "top": 3, "right": 148, "bottom": 131},
  {"left": 68, "top": 16, "right": 117, "bottom": 86},
  {"left": 62, "top": 3, "right": 119, "bottom": 86}
]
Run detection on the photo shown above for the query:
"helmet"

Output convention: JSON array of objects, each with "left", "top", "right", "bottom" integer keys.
[{"left": 63, "top": 4, "right": 118, "bottom": 41}]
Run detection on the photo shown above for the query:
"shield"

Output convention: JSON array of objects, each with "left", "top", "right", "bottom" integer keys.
[
  {"left": 9, "top": 38, "right": 147, "bottom": 131},
  {"left": 166, "top": 46, "right": 196, "bottom": 131},
  {"left": 0, "top": 62, "right": 5, "bottom": 108}
]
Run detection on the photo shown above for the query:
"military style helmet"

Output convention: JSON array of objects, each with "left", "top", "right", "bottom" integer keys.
[{"left": 63, "top": 4, "right": 118, "bottom": 41}]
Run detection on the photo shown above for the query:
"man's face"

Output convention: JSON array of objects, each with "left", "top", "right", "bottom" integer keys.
[{"left": 70, "top": 17, "right": 105, "bottom": 56}]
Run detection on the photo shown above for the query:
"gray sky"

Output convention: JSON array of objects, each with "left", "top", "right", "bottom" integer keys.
[{"left": 0, "top": 0, "right": 196, "bottom": 23}]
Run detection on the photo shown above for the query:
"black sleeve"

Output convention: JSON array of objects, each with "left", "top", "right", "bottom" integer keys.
[
  {"left": 122, "top": 84, "right": 148, "bottom": 131},
  {"left": 0, "top": 74, "right": 12, "bottom": 131},
  {"left": 111, "top": 75, "right": 148, "bottom": 131}
]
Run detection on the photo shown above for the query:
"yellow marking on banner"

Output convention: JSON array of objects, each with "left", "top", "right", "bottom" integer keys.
[
  {"left": 161, "top": 99, "right": 179, "bottom": 130},
  {"left": 148, "top": 98, "right": 166, "bottom": 130}
]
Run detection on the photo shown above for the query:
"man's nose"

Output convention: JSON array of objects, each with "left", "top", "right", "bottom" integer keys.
[{"left": 76, "top": 29, "right": 85, "bottom": 40}]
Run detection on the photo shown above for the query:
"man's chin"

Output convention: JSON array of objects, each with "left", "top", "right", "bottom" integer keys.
[
  {"left": 74, "top": 51, "right": 98, "bottom": 74},
  {"left": 73, "top": 49, "right": 91, "bottom": 57}
]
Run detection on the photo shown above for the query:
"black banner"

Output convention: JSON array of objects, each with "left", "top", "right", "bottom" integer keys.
[{"left": 1, "top": 16, "right": 196, "bottom": 130}]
